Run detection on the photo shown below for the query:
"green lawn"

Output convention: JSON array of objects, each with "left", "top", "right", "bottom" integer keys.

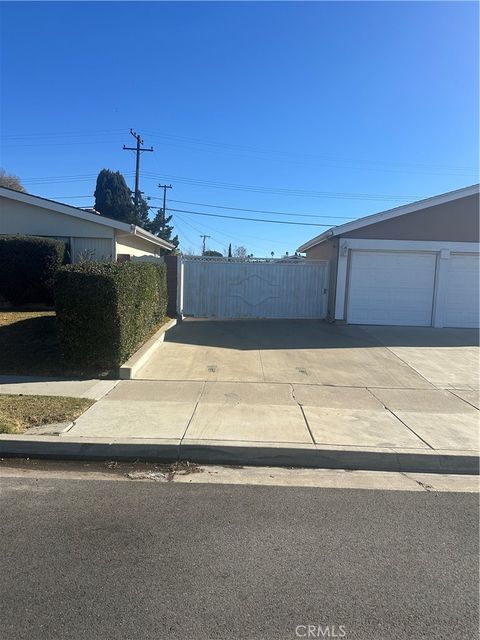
[
  {"left": 0, "top": 311, "right": 111, "bottom": 378},
  {"left": 0, "top": 310, "right": 169, "bottom": 379},
  {"left": 0, "top": 394, "right": 94, "bottom": 434}
]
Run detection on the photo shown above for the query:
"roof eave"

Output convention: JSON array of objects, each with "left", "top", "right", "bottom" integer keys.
[
  {"left": 0, "top": 186, "right": 175, "bottom": 250},
  {"left": 131, "top": 226, "right": 175, "bottom": 251},
  {"left": 297, "top": 229, "right": 334, "bottom": 252},
  {"left": 297, "top": 183, "right": 479, "bottom": 253},
  {"left": 0, "top": 186, "right": 132, "bottom": 233}
]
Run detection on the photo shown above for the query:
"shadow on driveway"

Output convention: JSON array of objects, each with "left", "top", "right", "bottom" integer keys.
[{"left": 164, "top": 319, "right": 479, "bottom": 351}]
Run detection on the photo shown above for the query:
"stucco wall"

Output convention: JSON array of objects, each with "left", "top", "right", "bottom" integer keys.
[
  {"left": 115, "top": 232, "right": 159, "bottom": 257},
  {"left": 305, "top": 238, "right": 338, "bottom": 320},
  {"left": 0, "top": 197, "right": 115, "bottom": 238},
  {"left": 343, "top": 193, "right": 479, "bottom": 242}
]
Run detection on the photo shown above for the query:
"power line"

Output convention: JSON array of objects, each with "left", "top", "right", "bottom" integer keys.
[
  {"left": 172, "top": 211, "right": 229, "bottom": 249},
  {"left": 141, "top": 129, "right": 478, "bottom": 173},
  {"left": 167, "top": 207, "right": 333, "bottom": 227},
  {"left": 43, "top": 193, "right": 350, "bottom": 224},
  {"left": 152, "top": 197, "right": 354, "bottom": 220},
  {"left": 173, "top": 210, "right": 287, "bottom": 249},
  {"left": 171, "top": 219, "right": 197, "bottom": 251},
  {"left": 2, "top": 127, "right": 476, "bottom": 173},
  {"left": 22, "top": 172, "right": 135, "bottom": 186},
  {"left": 21, "top": 171, "right": 427, "bottom": 203},
  {"left": 1, "top": 128, "right": 125, "bottom": 139},
  {"left": 145, "top": 172, "right": 423, "bottom": 202}
]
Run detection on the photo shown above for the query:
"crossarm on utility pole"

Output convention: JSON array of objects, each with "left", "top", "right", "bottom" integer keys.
[{"left": 122, "top": 128, "right": 153, "bottom": 211}]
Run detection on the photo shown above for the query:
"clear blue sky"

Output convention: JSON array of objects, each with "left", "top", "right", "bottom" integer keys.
[{"left": 1, "top": 1, "right": 478, "bottom": 256}]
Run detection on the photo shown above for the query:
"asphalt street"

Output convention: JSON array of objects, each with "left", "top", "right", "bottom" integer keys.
[{"left": 0, "top": 475, "right": 478, "bottom": 640}]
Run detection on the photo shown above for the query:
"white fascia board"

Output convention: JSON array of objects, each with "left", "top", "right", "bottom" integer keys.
[
  {"left": 297, "top": 183, "right": 479, "bottom": 253},
  {"left": 338, "top": 239, "right": 480, "bottom": 253},
  {"left": 0, "top": 186, "right": 132, "bottom": 233},
  {"left": 131, "top": 226, "right": 174, "bottom": 250},
  {"left": 297, "top": 229, "right": 335, "bottom": 253}
]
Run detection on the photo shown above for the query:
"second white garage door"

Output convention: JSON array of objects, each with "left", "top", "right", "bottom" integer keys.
[
  {"left": 347, "top": 250, "right": 436, "bottom": 326},
  {"left": 444, "top": 253, "right": 479, "bottom": 328}
]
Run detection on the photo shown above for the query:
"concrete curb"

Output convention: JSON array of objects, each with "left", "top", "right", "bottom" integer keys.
[
  {"left": 0, "top": 435, "right": 477, "bottom": 475},
  {"left": 119, "top": 318, "right": 178, "bottom": 380}
]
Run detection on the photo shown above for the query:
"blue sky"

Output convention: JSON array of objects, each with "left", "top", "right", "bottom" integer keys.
[{"left": 1, "top": 1, "right": 478, "bottom": 256}]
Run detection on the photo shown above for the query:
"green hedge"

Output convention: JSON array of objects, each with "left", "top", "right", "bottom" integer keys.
[
  {"left": 55, "top": 262, "right": 167, "bottom": 370},
  {"left": 0, "top": 235, "right": 66, "bottom": 305}
]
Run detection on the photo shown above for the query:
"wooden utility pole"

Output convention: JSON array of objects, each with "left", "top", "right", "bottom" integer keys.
[
  {"left": 158, "top": 183, "right": 173, "bottom": 231},
  {"left": 200, "top": 235, "right": 210, "bottom": 255},
  {"left": 123, "top": 129, "right": 153, "bottom": 210}
]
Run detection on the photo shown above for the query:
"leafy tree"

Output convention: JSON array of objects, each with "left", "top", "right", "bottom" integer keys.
[
  {"left": 0, "top": 168, "right": 25, "bottom": 192},
  {"left": 203, "top": 250, "right": 223, "bottom": 257},
  {"left": 94, "top": 169, "right": 136, "bottom": 224},
  {"left": 228, "top": 243, "right": 232, "bottom": 258},
  {"left": 147, "top": 207, "right": 179, "bottom": 249}
]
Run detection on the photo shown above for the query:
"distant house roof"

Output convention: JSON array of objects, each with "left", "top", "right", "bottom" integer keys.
[
  {"left": 0, "top": 186, "right": 175, "bottom": 251},
  {"left": 297, "top": 184, "right": 480, "bottom": 253}
]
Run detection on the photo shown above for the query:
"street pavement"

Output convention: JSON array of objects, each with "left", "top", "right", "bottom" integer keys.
[{"left": 0, "top": 471, "right": 478, "bottom": 640}]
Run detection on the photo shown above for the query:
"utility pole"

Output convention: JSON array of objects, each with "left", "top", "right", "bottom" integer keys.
[
  {"left": 158, "top": 184, "right": 172, "bottom": 231},
  {"left": 200, "top": 235, "right": 210, "bottom": 256},
  {"left": 123, "top": 129, "right": 153, "bottom": 210}
]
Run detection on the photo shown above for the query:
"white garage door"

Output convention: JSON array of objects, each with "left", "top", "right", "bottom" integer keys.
[
  {"left": 444, "top": 254, "right": 479, "bottom": 328},
  {"left": 347, "top": 250, "right": 436, "bottom": 326}
]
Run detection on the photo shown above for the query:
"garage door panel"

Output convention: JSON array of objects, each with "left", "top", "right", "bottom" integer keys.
[
  {"left": 444, "top": 254, "right": 479, "bottom": 328},
  {"left": 347, "top": 251, "right": 436, "bottom": 326}
]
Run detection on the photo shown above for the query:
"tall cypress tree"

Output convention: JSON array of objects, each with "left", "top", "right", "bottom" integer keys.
[
  {"left": 147, "top": 207, "right": 179, "bottom": 249},
  {"left": 94, "top": 169, "right": 136, "bottom": 224},
  {"left": 134, "top": 194, "right": 152, "bottom": 229}
]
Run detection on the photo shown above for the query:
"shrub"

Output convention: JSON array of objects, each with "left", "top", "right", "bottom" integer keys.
[
  {"left": 0, "top": 235, "right": 66, "bottom": 305},
  {"left": 54, "top": 262, "right": 167, "bottom": 370}
]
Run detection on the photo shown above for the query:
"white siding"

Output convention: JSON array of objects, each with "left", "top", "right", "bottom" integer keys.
[{"left": 71, "top": 238, "right": 114, "bottom": 262}]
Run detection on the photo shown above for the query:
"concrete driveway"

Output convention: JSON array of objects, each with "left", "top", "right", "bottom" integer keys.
[
  {"left": 136, "top": 319, "right": 479, "bottom": 389},
  {"left": 57, "top": 320, "right": 479, "bottom": 469}
]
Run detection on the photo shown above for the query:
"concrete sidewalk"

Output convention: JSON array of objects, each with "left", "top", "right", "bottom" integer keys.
[
  {"left": 1, "top": 379, "right": 478, "bottom": 473},
  {"left": 0, "top": 375, "right": 118, "bottom": 400}
]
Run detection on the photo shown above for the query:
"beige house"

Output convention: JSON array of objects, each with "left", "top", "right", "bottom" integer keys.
[
  {"left": 0, "top": 186, "right": 174, "bottom": 261},
  {"left": 298, "top": 184, "right": 479, "bottom": 328}
]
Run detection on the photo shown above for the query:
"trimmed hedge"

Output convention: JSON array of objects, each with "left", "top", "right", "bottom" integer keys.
[
  {"left": 54, "top": 262, "right": 167, "bottom": 370},
  {"left": 0, "top": 235, "right": 66, "bottom": 305}
]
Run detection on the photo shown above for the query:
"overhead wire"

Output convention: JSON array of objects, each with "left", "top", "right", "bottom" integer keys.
[
  {"left": 147, "top": 197, "right": 354, "bottom": 220},
  {"left": 144, "top": 172, "right": 423, "bottom": 202},
  {"left": 2, "top": 127, "right": 476, "bottom": 176},
  {"left": 141, "top": 129, "right": 478, "bottom": 174},
  {"left": 171, "top": 209, "right": 287, "bottom": 248},
  {"left": 167, "top": 207, "right": 333, "bottom": 227}
]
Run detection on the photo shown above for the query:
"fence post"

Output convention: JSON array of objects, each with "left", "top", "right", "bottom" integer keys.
[
  {"left": 177, "top": 257, "right": 184, "bottom": 318},
  {"left": 164, "top": 254, "right": 179, "bottom": 317}
]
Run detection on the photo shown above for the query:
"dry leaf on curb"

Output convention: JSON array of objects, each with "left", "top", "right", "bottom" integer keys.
[{"left": 127, "top": 471, "right": 168, "bottom": 482}]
